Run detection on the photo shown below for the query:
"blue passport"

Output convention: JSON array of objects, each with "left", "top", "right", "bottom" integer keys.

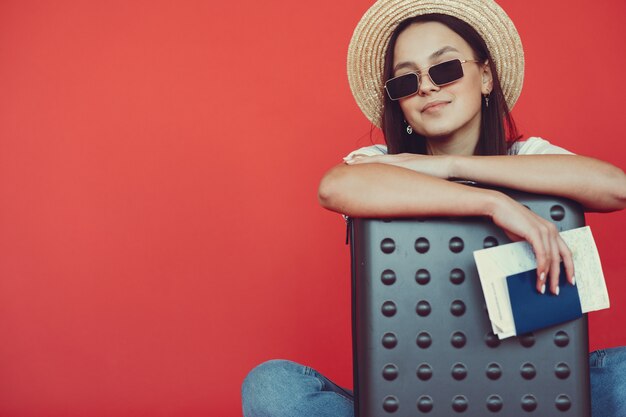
[{"left": 506, "top": 264, "right": 583, "bottom": 335}]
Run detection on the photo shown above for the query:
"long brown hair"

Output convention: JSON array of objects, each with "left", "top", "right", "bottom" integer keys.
[{"left": 381, "top": 14, "right": 520, "bottom": 155}]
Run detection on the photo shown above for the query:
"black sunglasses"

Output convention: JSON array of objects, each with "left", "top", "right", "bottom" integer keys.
[{"left": 384, "top": 59, "right": 479, "bottom": 101}]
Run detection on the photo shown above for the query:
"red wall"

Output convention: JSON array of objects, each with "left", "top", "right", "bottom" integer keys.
[{"left": 1, "top": 1, "right": 625, "bottom": 416}]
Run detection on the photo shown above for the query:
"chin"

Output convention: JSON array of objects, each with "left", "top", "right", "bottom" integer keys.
[
  {"left": 418, "top": 127, "right": 456, "bottom": 139},
  {"left": 418, "top": 117, "right": 478, "bottom": 140}
]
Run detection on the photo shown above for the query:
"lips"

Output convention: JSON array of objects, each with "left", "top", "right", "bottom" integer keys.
[{"left": 422, "top": 100, "right": 450, "bottom": 112}]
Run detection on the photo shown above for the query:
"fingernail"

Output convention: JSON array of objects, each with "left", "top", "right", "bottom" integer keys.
[
  {"left": 554, "top": 286, "right": 560, "bottom": 296},
  {"left": 571, "top": 275, "right": 576, "bottom": 286},
  {"left": 540, "top": 272, "right": 545, "bottom": 282},
  {"left": 540, "top": 284, "right": 546, "bottom": 294}
]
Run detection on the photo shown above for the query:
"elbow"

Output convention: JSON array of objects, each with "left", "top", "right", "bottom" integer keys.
[
  {"left": 318, "top": 167, "right": 341, "bottom": 210},
  {"left": 603, "top": 165, "right": 626, "bottom": 211},
  {"left": 612, "top": 169, "right": 626, "bottom": 210},
  {"left": 589, "top": 166, "right": 626, "bottom": 212},
  {"left": 317, "top": 179, "right": 333, "bottom": 210},
  {"left": 318, "top": 164, "right": 350, "bottom": 212}
]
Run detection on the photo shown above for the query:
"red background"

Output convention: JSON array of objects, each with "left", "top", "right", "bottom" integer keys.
[{"left": 1, "top": 1, "right": 625, "bottom": 416}]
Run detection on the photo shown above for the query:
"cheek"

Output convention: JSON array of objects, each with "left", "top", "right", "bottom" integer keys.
[
  {"left": 462, "top": 87, "right": 483, "bottom": 110},
  {"left": 398, "top": 95, "right": 424, "bottom": 120},
  {"left": 446, "top": 80, "right": 483, "bottom": 115},
  {"left": 463, "top": 76, "right": 485, "bottom": 100},
  {"left": 452, "top": 76, "right": 483, "bottom": 100}
]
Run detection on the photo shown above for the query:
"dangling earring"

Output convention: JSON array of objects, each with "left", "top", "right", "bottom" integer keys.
[
  {"left": 404, "top": 119, "right": 413, "bottom": 135},
  {"left": 484, "top": 93, "right": 490, "bottom": 108}
]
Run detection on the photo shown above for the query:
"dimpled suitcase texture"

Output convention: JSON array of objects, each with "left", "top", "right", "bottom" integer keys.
[{"left": 349, "top": 187, "right": 590, "bottom": 417}]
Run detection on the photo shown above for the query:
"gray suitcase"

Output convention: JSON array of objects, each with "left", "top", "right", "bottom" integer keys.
[{"left": 349, "top": 187, "right": 590, "bottom": 416}]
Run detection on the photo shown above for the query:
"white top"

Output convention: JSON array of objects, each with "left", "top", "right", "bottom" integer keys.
[{"left": 344, "top": 136, "right": 574, "bottom": 159}]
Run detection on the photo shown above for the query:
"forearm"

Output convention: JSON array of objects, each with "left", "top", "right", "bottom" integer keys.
[
  {"left": 451, "top": 155, "right": 626, "bottom": 212},
  {"left": 318, "top": 161, "right": 581, "bottom": 294},
  {"left": 318, "top": 163, "right": 500, "bottom": 218}
]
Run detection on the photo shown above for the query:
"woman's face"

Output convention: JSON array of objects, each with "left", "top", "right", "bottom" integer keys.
[{"left": 393, "top": 21, "right": 492, "bottom": 151}]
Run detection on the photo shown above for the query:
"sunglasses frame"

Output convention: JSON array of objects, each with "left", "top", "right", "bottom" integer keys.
[{"left": 384, "top": 58, "right": 480, "bottom": 101}]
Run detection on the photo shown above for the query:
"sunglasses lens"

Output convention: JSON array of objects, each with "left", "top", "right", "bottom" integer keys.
[
  {"left": 429, "top": 59, "right": 464, "bottom": 85},
  {"left": 385, "top": 73, "right": 418, "bottom": 100}
]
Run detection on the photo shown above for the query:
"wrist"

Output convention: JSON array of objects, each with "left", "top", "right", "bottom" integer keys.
[
  {"left": 448, "top": 155, "right": 464, "bottom": 179},
  {"left": 480, "top": 188, "right": 508, "bottom": 218}
]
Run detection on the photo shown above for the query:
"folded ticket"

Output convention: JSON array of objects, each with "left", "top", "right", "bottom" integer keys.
[{"left": 473, "top": 226, "right": 610, "bottom": 339}]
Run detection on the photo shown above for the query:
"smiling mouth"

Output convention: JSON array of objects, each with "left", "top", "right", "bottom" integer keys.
[{"left": 422, "top": 101, "right": 450, "bottom": 112}]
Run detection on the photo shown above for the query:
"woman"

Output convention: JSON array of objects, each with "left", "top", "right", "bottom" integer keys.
[{"left": 242, "top": 0, "right": 626, "bottom": 416}]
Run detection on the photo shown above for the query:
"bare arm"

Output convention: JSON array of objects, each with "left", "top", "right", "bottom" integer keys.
[
  {"left": 318, "top": 162, "right": 575, "bottom": 295},
  {"left": 346, "top": 153, "right": 626, "bottom": 212},
  {"left": 318, "top": 162, "right": 498, "bottom": 217},
  {"left": 451, "top": 154, "right": 626, "bottom": 212}
]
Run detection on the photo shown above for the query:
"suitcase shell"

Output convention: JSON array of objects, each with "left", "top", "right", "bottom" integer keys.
[{"left": 349, "top": 188, "right": 590, "bottom": 417}]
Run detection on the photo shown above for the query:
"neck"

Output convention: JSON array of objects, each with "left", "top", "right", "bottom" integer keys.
[{"left": 426, "top": 135, "right": 477, "bottom": 156}]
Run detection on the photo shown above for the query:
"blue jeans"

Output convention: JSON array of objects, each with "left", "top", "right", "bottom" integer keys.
[{"left": 242, "top": 347, "right": 626, "bottom": 417}]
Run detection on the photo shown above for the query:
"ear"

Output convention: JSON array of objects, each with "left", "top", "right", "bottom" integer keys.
[{"left": 480, "top": 60, "right": 493, "bottom": 95}]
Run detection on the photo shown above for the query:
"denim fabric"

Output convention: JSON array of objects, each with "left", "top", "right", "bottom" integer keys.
[
  {"left": 241, "top": 359, "right": 353, "bottom": 417},
  {"left": 242, "top": 348, "right": 626, "bottom": 417},
  {"left": 589, "top": 347, "right": 626, "bottom": 417}
]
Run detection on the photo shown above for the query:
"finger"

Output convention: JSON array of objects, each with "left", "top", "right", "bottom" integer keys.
[
  {"left": 343, "top": 153, "right": 375, "bottom": 163},
  {"left": 539, "top": 224, "right": 555, "bottom": 294},
  {"left": 344, "top": 155, "right": 371, "bottom": 165},
  {"left": 528, "top": 230, "right": 548, "bottom": 294},
  {"left": 557, "top": 237, "right": 575, "bottom": 285},
  {"left": 547, "top": 228, "right": 561, "bottom": 295}
]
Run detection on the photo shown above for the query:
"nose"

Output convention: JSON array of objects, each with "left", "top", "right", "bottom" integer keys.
[{"left": 417, "top": 72, "right": 440, "bottom": 95}]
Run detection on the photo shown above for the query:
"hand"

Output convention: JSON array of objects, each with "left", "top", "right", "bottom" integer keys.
[
  {"left": 490, "top": 193, "right": 575, "bottom": 295},
  {"left": 344, "top": 153, "right": 454, "bottom": 179}
]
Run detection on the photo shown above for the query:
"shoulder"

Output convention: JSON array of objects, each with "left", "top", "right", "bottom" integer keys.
[
  {"left": 344, "top": 144, "right": 388, "bottom": 159},
  {"left": 508, "top": 137, "right": 575, "bottom": 155}
]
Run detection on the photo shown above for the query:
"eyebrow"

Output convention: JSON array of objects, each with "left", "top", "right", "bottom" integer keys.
[{"left": 393, "top": 46, "right": 461, "bottom": 73}]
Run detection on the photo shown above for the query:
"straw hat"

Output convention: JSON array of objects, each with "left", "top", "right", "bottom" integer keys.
[{"left": 347, "top": 0, "right": 524, "bottom": 128}]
